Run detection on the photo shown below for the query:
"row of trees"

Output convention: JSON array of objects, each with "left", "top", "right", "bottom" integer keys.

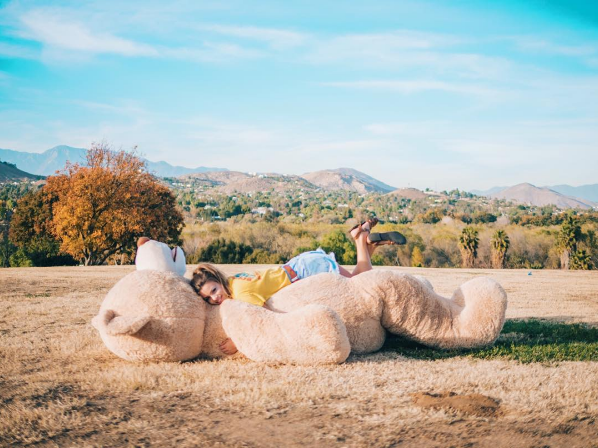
[
  {"left": 458, "top": 228, "right": 510, "bottom": 269},
  {"left": 455, "top": 217, "right": 594, "bottom": 270},
  {"left": 181, "top": 218, "right": 596, "bottom": 270},
  {"left": 2, "top": 144, "right": 183, "bottom": 266}
]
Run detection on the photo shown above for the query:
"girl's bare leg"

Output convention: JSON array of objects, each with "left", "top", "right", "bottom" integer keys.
[
  {"left": 343, "top": 223, "right": 374, "bottom": 277},
  {"left": 339, "top": 265, "right": 353, "bottom": 278},
  {"left": 351, "top": 230, "right": 373, "bottom": 276}
]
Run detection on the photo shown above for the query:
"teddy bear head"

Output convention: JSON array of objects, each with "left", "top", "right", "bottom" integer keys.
[{"left": 92, "top": 270, "right": 205, "bottom": 362}]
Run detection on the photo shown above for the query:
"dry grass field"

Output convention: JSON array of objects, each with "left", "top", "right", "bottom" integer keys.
[{"left": 1, "top": 265, "right": 597, "bottom": 447}]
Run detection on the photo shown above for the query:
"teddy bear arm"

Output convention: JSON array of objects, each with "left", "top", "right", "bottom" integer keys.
[{"left": 220, "top": 300, "right": 350, "bottom": 365}]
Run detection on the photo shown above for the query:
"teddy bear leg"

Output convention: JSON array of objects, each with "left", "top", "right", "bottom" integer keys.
[{"left": 378, "top": 272, "right": 507, "bottom": 349}]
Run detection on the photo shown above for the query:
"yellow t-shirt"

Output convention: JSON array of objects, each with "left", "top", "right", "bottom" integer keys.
[{"left": 228, "top": 267, "right": 291, "bottom": 307}]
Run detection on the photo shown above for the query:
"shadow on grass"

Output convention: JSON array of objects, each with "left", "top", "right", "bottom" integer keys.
[{"left": 382, "top": 319, "right": 598, "bottom": 363}]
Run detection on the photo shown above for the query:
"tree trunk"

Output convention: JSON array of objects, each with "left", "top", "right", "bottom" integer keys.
[
  {"left": 560, "top": 249, "right": 571, "bottom": 270},
  {"left": 460, "top": 249, "right": 475, "bottom": 268},
  {"left": 491, "top": 251, "right": 505, "bottom": 269}
]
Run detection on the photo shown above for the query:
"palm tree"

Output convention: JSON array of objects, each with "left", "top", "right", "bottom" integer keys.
[
  {"left": 557, "top": 216, "right": 581, "bottom": 270},
  {"left": 570, "top": 249, "right": 593, "bottom": 270},
  {"left": 459, "top": 226, "right": 479, "bottom": 268},
  {"left": 491, "top": 229, "right": 510, "bottom": 269}
]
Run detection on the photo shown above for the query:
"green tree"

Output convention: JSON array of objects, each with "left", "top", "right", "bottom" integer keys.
[
  {"left": 419, "top": 208, "right": 444, "bottom": 224},
  {"left": 472, "top": 211, "right": 497, "bottom": 224},
  {"left": 319, "top": 230, "right": 356, "bottom": 264},
  {"left": 9, "top": 189, "right": 76, "bottom": 266},
  {"left": 459, "top": 226, "right": 479, "bottom": 268},
  {"left": 491, "top": 229, "right": 510, "bottom": 269},
  {"left": 0, "top": 200, "right": 13, "bottom": 267},
  {"left": 557, "top": 216, "right": 581, "bottom": 270},
  {"left": 195, "top": 238, "right": 254, "bottom": 264},
  {"left": 243, "top": 249, "right": 285, "bottom": 264},
  {"left": 570, "top": 249, "right": 593, "bottom": 270}
]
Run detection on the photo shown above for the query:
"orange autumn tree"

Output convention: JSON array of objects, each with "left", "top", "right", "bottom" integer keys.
[{"left": 44, "top": 143, "right": 184, "bottom": 265}]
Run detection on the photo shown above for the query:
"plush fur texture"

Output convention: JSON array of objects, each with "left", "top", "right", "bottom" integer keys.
[
  {"left": 93, "top": 268, "right": 507, "bottom": 364},
  {"left": 266, "top": 270, "right": 507, "bottom": 352},
  {"left": 92, "top": 270, "right": 351, "bottom": 365},
  {"left": 135, "top": 240, "right": 186, "bottom": 276}
]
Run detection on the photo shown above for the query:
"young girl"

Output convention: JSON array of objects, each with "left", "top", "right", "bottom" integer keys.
[{"left": 190, "top": 219, "right": 405, "bottom": 354}]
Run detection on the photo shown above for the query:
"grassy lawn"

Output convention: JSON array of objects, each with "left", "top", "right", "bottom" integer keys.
[{"left": 384, "top": 319, "right": 598, "bottom": 363}]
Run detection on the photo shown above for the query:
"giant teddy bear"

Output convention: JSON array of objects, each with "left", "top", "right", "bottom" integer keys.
[{"left": 92, "top": 241, "right": 507, "bottom": 365}]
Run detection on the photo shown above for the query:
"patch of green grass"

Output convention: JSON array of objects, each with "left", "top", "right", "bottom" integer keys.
[{"left": 383, "top": 319, "right": 598, "bottom": 363}]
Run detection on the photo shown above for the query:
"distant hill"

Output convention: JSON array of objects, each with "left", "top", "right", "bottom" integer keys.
[
  {"left": 490, "top": 183, "right": 596, "bottom": 209},
  {"left": 0, "top": 146, "right": 227, "bottom": 177},
  {"left": 181, "top": 171, "right": 317, "bottom": 194},
  {"left": 179, "top": 168, "right": 394, "bottom": 194},
  {"left": 548, "top": 184, "right": 598, "bottom": 203},
  {"left": 470, "top": 186, "right": 508, "bottom": 196},
  {"left": 0, "top": 161, "right": 44, "bottom": 183},
  {"left": 386, "top": 187, "right": 428, "bottom": 200},
  {"left": 302, "top": 168, "right": 395, "bottom": 193}
]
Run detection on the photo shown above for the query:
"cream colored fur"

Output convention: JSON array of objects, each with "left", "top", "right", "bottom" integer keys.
[
  {"left": 266, "top": 270, "right": 507, "bottom": 352},
  {"left": 93, "top": 267, "right": 507, "bottom": 364},
  {"left": 92, "top": 270, "right": 350, "bottom": 364}
]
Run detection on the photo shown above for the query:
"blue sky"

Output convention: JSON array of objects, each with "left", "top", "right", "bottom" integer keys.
[{"left": 1, "top": 0, "right": 597, "bottom": 191}]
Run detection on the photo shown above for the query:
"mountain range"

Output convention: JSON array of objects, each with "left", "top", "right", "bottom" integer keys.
[
  {"left": 1, "top": 146, "right": 596, "bottom": 209},
  {"left": 0, "top": 145, "right": 226, "bottom": 178}
]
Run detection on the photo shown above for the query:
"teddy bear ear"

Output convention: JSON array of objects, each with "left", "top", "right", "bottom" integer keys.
[{"left": 92, "top": 309, "right": 151, "bottom": 336}]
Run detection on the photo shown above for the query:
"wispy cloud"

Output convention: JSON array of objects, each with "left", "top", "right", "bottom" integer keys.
[
  {"left": 509, "top": 36, "right": 597, "bottom": 57},
  {"left": 12, "top": 9, "right": 267, "bottom": 63},
  {"left": 305, "top": 31, "right": 510, "bottom": 79},
  {"left": 184, "top": 119, "right": 280, "bottom": 147},
  {"left": 199, "top": 24, "right": 308, "bottom": 49},
  {"left": 19, "top": 10, "right": 158, "bottom": 56},
  {"left": 364, "top": 121, "right": 449, "bottom": 136},
  {"left": 163, "top": 42, "right": 264, "bottom": 63},
  {"left": 0, "top": 41, "right": 38, "bottom": 59},
  {"left": 323, "top": 80, "right": 499, "bottom": 97},
  {"left": 71, "top": 99, "right": 148, "bottom": 117}
]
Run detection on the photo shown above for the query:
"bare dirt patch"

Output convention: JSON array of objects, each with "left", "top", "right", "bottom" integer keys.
[
  {"left": 411, "top": 391, "right": 502, "bottom": 417},
  {"left": 1, "top": 266, "right": 597, "bottom": 447}
]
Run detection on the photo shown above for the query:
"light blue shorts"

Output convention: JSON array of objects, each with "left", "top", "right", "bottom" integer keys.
[{"left": 283, "top": 248, "right": 339, "bottom": 282}]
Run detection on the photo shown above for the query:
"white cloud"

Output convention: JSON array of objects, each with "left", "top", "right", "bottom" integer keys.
[
  {"left": 0, "top": 41, "right": 38, "bottom": 59},
  {"left": 20, "top": 10, "right": 158, "bottom": 56},
  {"left": 188, "top": 126, "right": 277, "bottom": 147},
  {"left": 12, "top": 9, "right": 266, "bottom": 63},
  {"left": 305, "top": 31, "right": 510, "bottom": 80},
  {"left": 323, "top": 80, "right": 499, "bottom": 97},
  {"left": 163, "top": 42, "right": 264, "bottom": 63},
  {"left": 509, "top": 36, "right": 597, "bottom": 57},
  {"left": 71, "top": 99, "right": 148, "bottom": 116},
  {"left": 312, "top": 31, "right": 463, "bottom": 54},
  {"left": 364, "top": 121, "right": 449, "bottom": 136},
  {"left": 199, "top": 24, "right": 308, "bottom": 49}
]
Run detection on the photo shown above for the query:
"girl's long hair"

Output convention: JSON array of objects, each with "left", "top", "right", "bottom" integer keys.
[{"left": 191, "top": 263, "right": 232, "bottom": 298}]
